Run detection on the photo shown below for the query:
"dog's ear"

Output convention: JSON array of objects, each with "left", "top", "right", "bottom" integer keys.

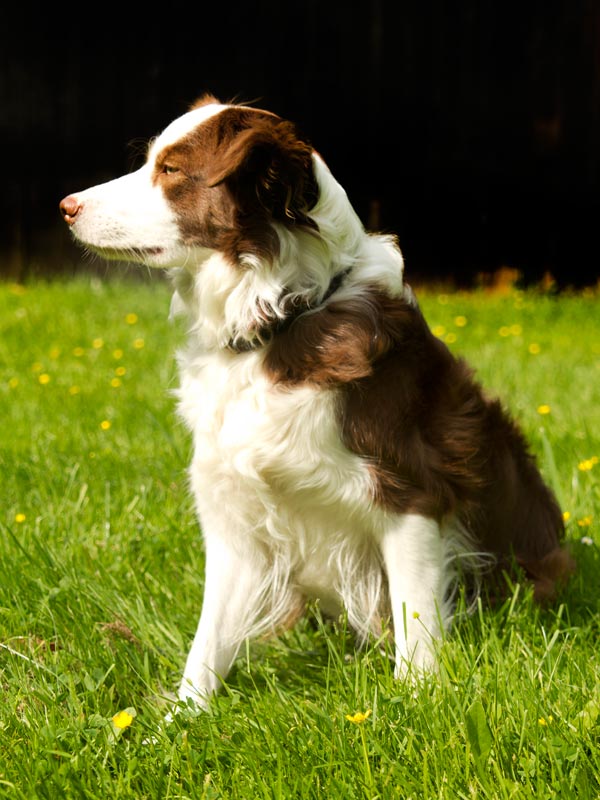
[{"left": 205, "top": 116, "right": 318, "bottom": 227}]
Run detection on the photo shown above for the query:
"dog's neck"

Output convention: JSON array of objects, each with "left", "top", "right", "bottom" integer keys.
[{"left": 226, "top": 267, "right": 351, "bottom": 354}]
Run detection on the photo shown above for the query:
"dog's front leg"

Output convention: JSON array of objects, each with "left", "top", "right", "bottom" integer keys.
[
  {"left": 380, "top": 514, "right": 446, "bottom": 675},
  {"left": 178, "top": 533, "right": 265, "bottom": 707}
]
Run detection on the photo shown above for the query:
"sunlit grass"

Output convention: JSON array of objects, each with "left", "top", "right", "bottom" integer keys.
[{"left": 1, "top": 277, "right": 599, "bottom": 798}]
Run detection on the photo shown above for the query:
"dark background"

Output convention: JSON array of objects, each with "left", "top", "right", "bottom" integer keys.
[{"left": 3, "top": 1, "right": 600, "bottom": 286}]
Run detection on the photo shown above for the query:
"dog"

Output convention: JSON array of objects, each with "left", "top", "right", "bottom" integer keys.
[{"left": 60, "top": 95, "right": 573, "bottom": 706}]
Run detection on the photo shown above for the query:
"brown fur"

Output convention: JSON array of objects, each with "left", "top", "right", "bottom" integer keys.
[
  {"left": 154, "top": 103, "right": 318, "bottom": 265},
  {"left": 265, "top": 288, "right": 574, "bottom": 600}
]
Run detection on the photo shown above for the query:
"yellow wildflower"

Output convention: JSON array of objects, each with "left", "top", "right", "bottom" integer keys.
[
  {"left": 345, "top": 709, "right": 372, "bottom": 724},
  {"left": 69, "top": 385, "right": 81, "bottom": 395},
  {"left": 38, "top": 374, "right": 51, "bottom": 385},
  {"left": 578, "top": 516, "right": 592, "bottom": 528},
  {"left": 112, "top": 349, "right": 123, "bottom": 360},
  {"left": 111, "top": 710, "right": 134, "bottom": 729},
  {"left": 528, "top": 343, "right": 541, "bottom": 355},
  {"left": 432, "top": 325, "right": 445, "bottom": 338},
  {"left": 454, "top": 315, "right": 467, "bottom": 327},
  {"left": 133, "top": 338, "right": 145, "bottom": 350},
  {"left": 100, "top": 420, "right": 112, "bottom": 431},
  {"left": 578, "top": 457, "right": 599, "bottom": 472},
  {"left": 73, "top": 346, "right": 85, "bottom": 357},
  {"left": 125, "top": 313, "right": 138, "bottom": 325},
  {"left": 8, "top": 377, "right": 19, "bottom": 389},
  {"left": 15, "top": 513, "right": 26, "bottom": 523},
  {"left": 115, "top": 366, "right": 126, "bottom": 377},
  {"left": 562, "top": 511, "right": 571, "bottom": 523},
  {"left": 537, "top": 405, "right": 551, "bottom": 415},
  {"left": 92, "top": 338, "right": 104, "bottom": 349}
]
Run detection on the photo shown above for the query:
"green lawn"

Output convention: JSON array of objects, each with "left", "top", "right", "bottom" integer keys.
[{"left": 1, "top": 276, "right": 599, "bottom": 799}]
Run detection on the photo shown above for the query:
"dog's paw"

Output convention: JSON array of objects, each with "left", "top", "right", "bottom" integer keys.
[
  {"left": 393, "top": 638, "right": 438, "bottom": 681},
  {"left": 177, "top": 684, "right": 211, "bottom": 712}
]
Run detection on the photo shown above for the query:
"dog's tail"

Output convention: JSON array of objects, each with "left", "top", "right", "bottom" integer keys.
[{"left": 518, "top": 545, "right": 576, "bottom": 603}]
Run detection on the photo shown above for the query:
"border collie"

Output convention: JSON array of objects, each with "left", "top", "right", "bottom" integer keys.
[{"left": 60, "top": 95, "right": 573, "bottom": 706}]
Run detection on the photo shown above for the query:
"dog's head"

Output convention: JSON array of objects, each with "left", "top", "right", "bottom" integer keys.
[{"left": 60, "top": 95, "right": 319, "bottom": 270}]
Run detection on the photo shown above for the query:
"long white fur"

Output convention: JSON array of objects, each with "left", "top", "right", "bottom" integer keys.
[{"left": 65, "top": 102, "right": 477, "bottom": 707}]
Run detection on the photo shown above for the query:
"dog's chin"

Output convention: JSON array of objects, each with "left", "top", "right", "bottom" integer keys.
[{"left": 81, "top": 242, "right": 176, "bottom": 269}]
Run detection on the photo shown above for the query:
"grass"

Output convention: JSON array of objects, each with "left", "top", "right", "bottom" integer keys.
[{"left": 1, "top": 275, "right": 599, "bottom": 799}]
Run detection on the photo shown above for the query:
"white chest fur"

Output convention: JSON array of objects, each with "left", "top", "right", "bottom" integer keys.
[{"left": 176, "top": 348, "right": 384, "bottom": 632}]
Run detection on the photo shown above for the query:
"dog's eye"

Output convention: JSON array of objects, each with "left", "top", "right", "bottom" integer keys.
[{"left": 162, "top": 164, "right": 180, "bottom": 175}]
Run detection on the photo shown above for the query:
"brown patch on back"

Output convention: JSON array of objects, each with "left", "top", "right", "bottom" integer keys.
[
  {"left": 265, "top": 287, "right": 573, "bottom": 598},
  {"left": 154, "top": 104, "right": 318, "bottom": 264}
]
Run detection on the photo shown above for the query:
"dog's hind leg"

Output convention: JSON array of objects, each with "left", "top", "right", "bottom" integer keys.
[
  {"left": 379, "top": 514, "right": 447, "bottom": 675},
  {"left": 178, "top": 533, "right": 268, "bottom": 708}
]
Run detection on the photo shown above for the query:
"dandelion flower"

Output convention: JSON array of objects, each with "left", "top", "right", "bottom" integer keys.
[
  {"left": 528, "top": 343, "right": 541, "bottom": 355},
  {"left": 69, "top": 385, "right": 81, "bottom": 396},
  {"left": 38, "top": 374, "right": 51, "bottom": 385},
  {"left": 115, "top": 366, "right": 126, "bottom": 377},
  {"left": 100, "top": 420, "right": 112, "bottom": 431},
  {"left": 31, "top": 362, "right": 43, "bottom": 373},
  {"left": 537, "top": 405, "right": 551, "bottom": 415},
  {"left": 432, "top": 325, "right": 445, "bottom": 338},
  {"left": 499, "top": 326, "right": 511, "bottom": 337},
  {"left": 125, "top": 313, "right": 138, "bottom": 325},
  {"left": 15, "top": 513, "right": 26, "bottom": 523},
  {"left": 133, "top": 338, "right": 145, "bottom": 350},
  {"left": 111, "top": 378, "right": 122, "bottom": 388},
  {"left": 578, "top": 457, "right": 599, "bottom": 472},
  {"left": 509, "top": 324, "right": 522, "bottom": 336},
  {"left": 49, "top": 346, "right": 61, "bottom": 359},
  {"left": 73, "top": 346, "right": 85, "bottom": 357},
  {"left": 112, "top": 710, "right": 134, "bottom": 729},
  {"left": 112, "top": 349, "right": 123, "bottom": 360},
  {"left": 92, "top": 338, "right": 104, "bottom": 349},
  {"left": 578, "top": 516, "right": 592, "bottom": 528},
  {"left": 562, "top": 511, "right": 571, "bottom": 523},
  {"left": 445, "top": 332, "right": 457, "bottom": 344},
  {"left": 345, "top": 709, "right": 372, "bottom": 724},
  {"left": 454, "top": 315, "right": 467, "bottom": 327}
]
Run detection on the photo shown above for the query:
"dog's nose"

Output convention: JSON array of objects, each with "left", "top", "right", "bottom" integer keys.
[{"left": 60, "top": 195, "right": 82, "bottom": 225}]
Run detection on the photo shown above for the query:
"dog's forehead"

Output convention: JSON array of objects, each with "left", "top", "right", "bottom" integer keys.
[{"left": 151, "top": 103, "right": 227, "bottom": 155}]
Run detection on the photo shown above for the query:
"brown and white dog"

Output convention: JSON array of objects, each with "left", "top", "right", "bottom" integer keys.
[{"left": 60, "top": 95, "right": 573, "bottom": 706}]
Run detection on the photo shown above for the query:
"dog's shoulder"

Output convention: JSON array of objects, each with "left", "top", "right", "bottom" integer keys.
[{"left": 263, "top": 284, "right": 445, "bottom": 386}]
